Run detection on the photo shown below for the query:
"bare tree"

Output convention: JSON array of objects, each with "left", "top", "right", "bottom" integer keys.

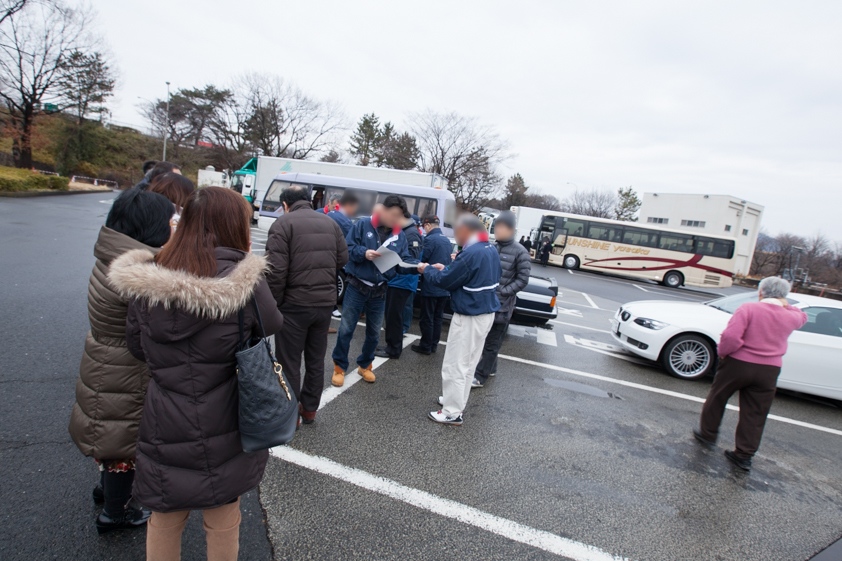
[
  {"left": 525, "top": 192, "right": 562, "bottom": 211},
  {"left": 0, "top": 1, "right": 92, "bottom": 168},
  {"left": 561, "top": 188, "right": 616, "bottom": 218},
  {"left": 240, "top": 72, "right": 346, "bottom": 159},
  {"left": 408, "top": 110, "right": 509, "bottom": 210},
  {"left": 0, "top": 0, "right": 27, "bottom": 25}
]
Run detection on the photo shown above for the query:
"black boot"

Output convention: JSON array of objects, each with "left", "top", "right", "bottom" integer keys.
[
  {"left": 96, "top": 470, "right": 150, "bottom": 535},
  {"left": 92, "top": 469, "right": 105, "bottom": 505}
]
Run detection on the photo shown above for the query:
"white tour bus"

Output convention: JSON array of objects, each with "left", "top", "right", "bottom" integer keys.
[
  {"left": 259, "top": 173, "right": 458, "bottom": 236},
  {"left": 535, "top": 211, "right": 737, "bottom": 288}
]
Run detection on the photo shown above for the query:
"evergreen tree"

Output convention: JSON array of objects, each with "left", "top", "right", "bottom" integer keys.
[
  {"left": 501, "top": 173, "right": 528, "bottom": 209},
  {"left": 349, "top": 113, "right": 382, "bottom": 166},
  {"left": 376, "top": 131, "right": 419, "bottom": 170},
  {"left": 614, "top": 186, "right": 642, "bottom": 221}
]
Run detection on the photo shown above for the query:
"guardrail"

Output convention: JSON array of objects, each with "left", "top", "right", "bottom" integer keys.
[
  {"left": 70, "top": 175, "right": 119, "bottom": 188},
  {"left": 33, "top": 169, "right": 60, "bottom": 177}
]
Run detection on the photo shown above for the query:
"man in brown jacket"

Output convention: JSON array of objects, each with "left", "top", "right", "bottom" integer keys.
[{"left": 266, "top": 184, "right": 349, "bottom": 423}]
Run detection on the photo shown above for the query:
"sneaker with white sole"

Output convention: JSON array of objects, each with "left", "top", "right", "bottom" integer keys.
[
  {"left": 428, "top": 410, "right": 463, "bottom": 425},
  {"left": 471, "top": 377, "right": 483, "bottom": 388},
  {"left": 332, "top": 309, "right": 342, "bottom": 318},
  {"left": 437, "top": 396, "right": 444, "bottom": 406}
]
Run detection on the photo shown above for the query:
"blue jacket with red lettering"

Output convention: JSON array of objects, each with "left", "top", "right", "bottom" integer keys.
[{"left": 422, "top": 235, "right": 501, "bottom": 316}]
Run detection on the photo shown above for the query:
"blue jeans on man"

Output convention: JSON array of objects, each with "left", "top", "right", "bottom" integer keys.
[{"left": 332, "top": 283, "right": 386, "bottom": 370}]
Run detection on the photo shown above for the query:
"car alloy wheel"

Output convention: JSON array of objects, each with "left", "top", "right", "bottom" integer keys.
[{"left": 663, "top": 335, "right": 713, "bottom": 380}]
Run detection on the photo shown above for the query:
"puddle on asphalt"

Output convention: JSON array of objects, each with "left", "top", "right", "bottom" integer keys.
[{"left": 544, "top": 378, "right": 623, "bottom": 400}]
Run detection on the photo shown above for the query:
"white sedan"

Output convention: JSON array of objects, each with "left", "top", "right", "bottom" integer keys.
[{"left": 611, "top": 291, "right": 842, "bottom": 401}]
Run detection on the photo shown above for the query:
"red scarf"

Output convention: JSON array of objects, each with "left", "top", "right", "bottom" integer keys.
[{"left": 323, "top": 203, "right": 339, "bottom": 214}]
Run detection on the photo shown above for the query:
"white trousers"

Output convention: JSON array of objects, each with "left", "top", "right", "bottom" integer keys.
[{"left": 441, "top": 312, "right": 495, "bottom": 415}]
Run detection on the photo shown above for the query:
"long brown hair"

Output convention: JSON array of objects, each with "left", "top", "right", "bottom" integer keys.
[
  {"left": 155, "top": 187, "right": 251, "bottom": 277},
  {"left": 148, "top": 172, "right": 195, "bottom": 209}
]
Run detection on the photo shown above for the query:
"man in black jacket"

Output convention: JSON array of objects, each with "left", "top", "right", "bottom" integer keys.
[
  {"left": 265, "top": 185, "right": 348, "bottom": 423},
  {"left": 473, "top": 210, "right": 531, "bottom": 387}
]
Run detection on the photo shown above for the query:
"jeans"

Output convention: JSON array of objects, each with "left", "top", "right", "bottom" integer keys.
[
  {"left": 403, "top": 292, "right": 415, "bottom": 333},
  {"left": 331, "top": 283, "right": 385, "bottom": 371},
  {"left": 275, "top": 306, "right": 333, "bottom": 412},
  {"left": 418, "top": 295, "right": 448, "bottom": 352},
  {"left": 474, "top": 320, "right": 508, "bottom": 384}
]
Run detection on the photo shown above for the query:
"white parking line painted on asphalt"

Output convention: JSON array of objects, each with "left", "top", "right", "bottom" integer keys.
[
  {"left": 318, "top": 334, "right": 419, "bottom": 411},
  {"left": 632, "top": 284, "right": 649, "bottom": 292},
  {"left": 487, "top": 351, "right": 842, "bottom": 437},
  {"left": 271, "top": 447, "right": 630, "bottom": 561},
  {"left": 536, "top": 329, "right": 557, "bottom": 346},
  {"left": 582, "top": 293, "right": 599, "bottom": 309},
  {"left": 550, "top": 320, "right": 612, "bottom": 334},
  {"left": 563, "top": 335, "right": 651, "bottom": 366}
]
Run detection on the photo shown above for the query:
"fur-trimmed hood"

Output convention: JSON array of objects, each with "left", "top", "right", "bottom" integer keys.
[{"left": 108, "top": 248, "right": 268, "bottom": 322}]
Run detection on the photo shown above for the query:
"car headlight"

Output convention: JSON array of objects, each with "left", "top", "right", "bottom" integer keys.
[{"left": 633, "top": 317, "right": 669, "bottom": 330}]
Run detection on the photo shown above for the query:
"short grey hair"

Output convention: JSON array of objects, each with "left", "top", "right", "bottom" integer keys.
[
  {"left": 456, "top": 213, "right": 486, "bottom": 233},
  {"left": 328, "top": 193, "right": 342, "bottom": 203},
  {"left": 759, "top": 276, "right": 791, "bottom": 299}
]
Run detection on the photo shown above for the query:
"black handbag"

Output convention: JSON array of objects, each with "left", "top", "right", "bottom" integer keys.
[{"left": 235, "top": 298, "right": 298, "bottom": 452}]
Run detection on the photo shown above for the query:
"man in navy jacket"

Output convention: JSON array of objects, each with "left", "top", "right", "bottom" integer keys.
[
  {"left": 326, "top": 191, "right": 359, "bottom": 238},
  {"left": 331, "top": 195, "right": 414, "bottom": 387},
  {"left": 418, "top": 214, "right": 501, "bottom": 425},
  {"left": 411, "top": 215, "right": 453, "bottom": 355}
]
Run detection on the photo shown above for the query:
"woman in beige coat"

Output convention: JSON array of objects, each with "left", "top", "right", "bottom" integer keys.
[{"left": 68, "top": 189, "right": 173, "bottom": 534}]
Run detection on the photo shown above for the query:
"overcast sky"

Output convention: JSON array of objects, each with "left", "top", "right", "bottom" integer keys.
[{"left": 92, "top": 0, "right": 842, "bottom": 240}]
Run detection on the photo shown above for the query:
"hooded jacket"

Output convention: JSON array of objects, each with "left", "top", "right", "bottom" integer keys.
[
  {"left": 422, "top": 235, "right": 502, "bottom": 316},
  {"left": 68, "top": 226, "right": 158, "bottom": 461},
  {"left": 343, "top": 215, "right": 412, "bottom": 286},
  {"left": 266, "top": 199, "right": 349, "bottom": 309},
  {"left": 494, "top": 237, "right": 531, "bottom": 322},
  {"left": 109, "top": 247, "right": 283, "bottom": 513},
  {"left": 387, "top": 221, "right": 423, "bottom": 291},
  {"left": 419, "top": 227, "right": 452, "bottom": 298}
]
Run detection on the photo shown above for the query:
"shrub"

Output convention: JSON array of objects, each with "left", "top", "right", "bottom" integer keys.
[{"left": 0, "top": 166, "right": 69, "bottom": 192}]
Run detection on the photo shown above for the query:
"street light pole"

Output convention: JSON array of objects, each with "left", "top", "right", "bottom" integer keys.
[{"left": 162, "top": 81, "right": 171, "bottom": 161}]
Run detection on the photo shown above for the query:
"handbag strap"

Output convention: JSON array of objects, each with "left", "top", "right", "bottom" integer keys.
[{"left": 237, "top": 297, "right": 268, "bottom": 348}]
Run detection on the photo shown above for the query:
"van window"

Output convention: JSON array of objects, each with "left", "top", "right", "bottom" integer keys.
[
  {"left": 262, "top": 181, "right": 309, "bottom": 214},
  {"left": 418, "top": 198, "right": 437, "bottom": 219},
  {"left": 444, "top": 198, "right": 457, "bottom": 228},
  {"left": 355, "top": 191, "right": 377, "bottom": 216},
  {"left": 376, "top": 193, "right": 417, "bottom": 216}
]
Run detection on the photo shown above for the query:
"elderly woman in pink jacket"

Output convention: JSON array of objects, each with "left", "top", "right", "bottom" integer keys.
[{"left": 694, "top": 277, "right": 807, "bottom": 471}]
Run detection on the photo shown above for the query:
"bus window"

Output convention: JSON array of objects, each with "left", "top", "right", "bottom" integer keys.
[
  {"left": 587, "top": 224, "right": 622, "bottom": 242},
  {"left": 659, "top": 232, "right": 695, "bottom": 253},
  {"left": 418, "top": 198, "right": 437, "bottom": 219},
  {"left": 623, "top": 228, "right": 659, "bottom": 248},
  {"left": 695, "top": 237, "right": 735, "bottom": 259},
  {"left": 563, "top": 217, "right": 588, "bottom": 238}
]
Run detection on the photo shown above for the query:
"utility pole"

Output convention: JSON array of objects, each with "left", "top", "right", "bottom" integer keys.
[{"left": 162, "top": 81, "right": 171, "bottom": 161}]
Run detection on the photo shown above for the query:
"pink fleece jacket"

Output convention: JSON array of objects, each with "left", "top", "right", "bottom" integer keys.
[{"left": 718, "top": 300, "right": 808, "bottom": 367}]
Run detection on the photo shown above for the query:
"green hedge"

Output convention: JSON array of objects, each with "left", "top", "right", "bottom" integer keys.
[{"left": 0, "top": 166, "right": 69, "bottom": 192}]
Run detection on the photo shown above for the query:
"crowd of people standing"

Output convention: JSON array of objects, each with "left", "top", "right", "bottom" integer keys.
[{"left": 65, "top": 161, "right": 805, "bottom": 558}]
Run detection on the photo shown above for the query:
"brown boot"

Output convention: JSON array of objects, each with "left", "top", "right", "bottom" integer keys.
[
  {"left": 358, "top": 363, "right": 376, "bottom": 383},
  {"left": 298, "top": 403, "right": 316, "bottom": 425},
  {"left": 331, "top": 364, "right": 345, "bottom": 387}
]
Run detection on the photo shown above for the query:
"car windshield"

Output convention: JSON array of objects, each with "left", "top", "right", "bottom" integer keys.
[{"left": 705, "top": 291, "right": 799, "bottom": 314}]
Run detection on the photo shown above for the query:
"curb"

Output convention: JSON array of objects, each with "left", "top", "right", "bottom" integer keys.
[{"left": 0, "top": 188, "right": 115, "bottom": 198}]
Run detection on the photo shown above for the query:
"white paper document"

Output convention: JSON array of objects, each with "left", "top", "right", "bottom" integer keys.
[{"left": 372, "top": 243, "right": 416, "bottom": 274}]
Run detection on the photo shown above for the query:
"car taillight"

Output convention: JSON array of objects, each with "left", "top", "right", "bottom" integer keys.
[{"left": 550, "top": 296, "right": 556, "bottom": 308}]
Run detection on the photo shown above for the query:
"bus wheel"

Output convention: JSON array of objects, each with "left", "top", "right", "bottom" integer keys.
[
  {"left": 662, "top": 271, "right": 683, "bottom": 288},
  {"left": 563, "top": 255, "right": 580, "bottom": 270}
]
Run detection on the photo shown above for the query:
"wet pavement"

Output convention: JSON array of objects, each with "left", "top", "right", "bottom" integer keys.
[{"left": 2, "top": 193, "right": 840, "bottom": 560}]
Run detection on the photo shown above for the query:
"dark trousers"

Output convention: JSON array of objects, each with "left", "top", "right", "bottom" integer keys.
[
  {"left": 474, "top": 320, "right": 508, "bottom": 383},
  {"left": 418, "top": 295, "right": 448, "bottom": 352},
  {"left": 698, "top": 356, "right": 780, "bottom": 460},
  {"left": 275, "top": 306, "right": 333, "bottom": 413},
  {"left": 382, "top": 286, "right": 413, "bottom": 357}
]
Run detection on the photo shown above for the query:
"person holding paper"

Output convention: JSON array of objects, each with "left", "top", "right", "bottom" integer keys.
[
  {"left": 418, "top": 215, "right": 501, "bottom": 426},
  {"left": 375, "top": 214, "right": 423, "bottom": 359},
  {"left": 331, "top": 196, "right": 415, "bottom": 387}
]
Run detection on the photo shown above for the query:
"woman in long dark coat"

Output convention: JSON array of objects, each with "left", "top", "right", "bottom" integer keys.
[{"left": 109, "top": 187, "right": 282, "bottom": 561}]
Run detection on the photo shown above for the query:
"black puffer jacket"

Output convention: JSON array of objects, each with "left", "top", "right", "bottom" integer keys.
[
  {"left": 109, "top": 247, "right": 283, "bottom": 513},
  {"left": 494, "top": 237, "right": 531, "bottom": 322},
  {"left": 265, "top": 199, "right": 348, "bottom": 309}
]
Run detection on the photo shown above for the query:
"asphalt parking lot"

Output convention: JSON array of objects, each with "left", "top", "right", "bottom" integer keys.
[{"left": 2, "top": 193, "right": 840, "bottom": 561}]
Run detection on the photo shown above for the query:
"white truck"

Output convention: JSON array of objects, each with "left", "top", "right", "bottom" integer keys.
[
  {"left": 196, "top": 166, "right": 228, "bottom": 188},
  {"left": 480, "top": 205, "right": 547, "bottom": 243},
  {"left": 249, "top": 155, "right": 448, "bottom": 213}
]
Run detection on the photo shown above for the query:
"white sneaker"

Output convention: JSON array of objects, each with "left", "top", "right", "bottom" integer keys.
[
  {"left": 332, "top": 309, "right": 342, "bottom": 318},
  {"left": 428, "top": 410, "right": 463, "bottom": 425},
  {"left": 489, "top": 372, "right": 496, "bottom": 377},
  {"left": 471, "top": 377, "right": 484, "bottom": 388},
  {"left": 437, "top": 396, "right": 444, "bottom": 406}
]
